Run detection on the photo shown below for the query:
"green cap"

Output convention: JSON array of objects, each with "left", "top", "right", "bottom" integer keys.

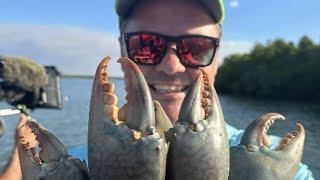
[{"left": 115, "top": 0, "right": 225, "bottom": 24}]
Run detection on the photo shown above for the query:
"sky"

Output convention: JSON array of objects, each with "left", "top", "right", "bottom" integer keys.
[{"left": 0, "top": 0, "right": 319, "bottom": 76}]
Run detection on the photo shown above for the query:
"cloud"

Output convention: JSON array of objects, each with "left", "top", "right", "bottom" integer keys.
[
  {"left": 0, "top": 24, "right": 122, "bottom": 76},
  {"left": 218, "top": 40, "right": 254, "bottom": 65},
  {"left": 229, "top": 0, "right": 239, "bottom": 8}
]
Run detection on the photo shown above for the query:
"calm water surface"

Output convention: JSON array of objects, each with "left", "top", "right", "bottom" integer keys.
[{"left": 0, "top": 78, "right": 319, "bottom": 178}]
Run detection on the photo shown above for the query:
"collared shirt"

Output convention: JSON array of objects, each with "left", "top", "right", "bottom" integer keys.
[{"left": 69, "top": 123, "right": 315, "bottom": 180}]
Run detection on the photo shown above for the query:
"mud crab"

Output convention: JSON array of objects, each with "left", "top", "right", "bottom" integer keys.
[
  {"left": 229, "top": 113, "right": 305, "bottom": 180},
  {"left": 16, "top": 57, "right": 305, "bottom": 180}
]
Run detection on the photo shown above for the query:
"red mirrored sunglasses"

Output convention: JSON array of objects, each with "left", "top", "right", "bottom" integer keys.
[{"left": 122, "top": 32, "right": 219, "bottom": 68}]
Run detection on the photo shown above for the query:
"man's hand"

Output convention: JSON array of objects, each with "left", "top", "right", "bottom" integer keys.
[{"left": 0, "top": 114, "right": 28, "bottom": 180}]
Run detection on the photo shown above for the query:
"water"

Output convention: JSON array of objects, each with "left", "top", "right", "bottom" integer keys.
[{"left": 0, "top": 78, "right": 319, "bottom": 178}]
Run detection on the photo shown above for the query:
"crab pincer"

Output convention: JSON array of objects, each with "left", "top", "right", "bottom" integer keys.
[
  {"left": 166, "top": 69, "right": 230, "bottom": 180},
  {"left": 88, "top": 57, "right": 170, "bottom": 180},
  {"left": 17, "top": 115, "right": 89, "bottom": 180},
  {"left": 229, "top": 113, "right": 305, "bottom": 180}
]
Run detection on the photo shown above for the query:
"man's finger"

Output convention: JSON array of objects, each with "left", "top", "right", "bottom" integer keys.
[{"left": 17, "top": 114, "right": 28, "bottom": 129}]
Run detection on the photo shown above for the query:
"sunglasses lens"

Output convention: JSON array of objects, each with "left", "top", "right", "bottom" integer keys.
[
  {"left": 127, "top": 33, "right": 165, "bottom": 64},
  {"left": 178, "top": 38, "right": 215, "bottom": 67}
]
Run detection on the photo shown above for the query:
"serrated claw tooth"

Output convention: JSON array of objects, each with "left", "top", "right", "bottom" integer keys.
[
  {"left": 240, "top": 113, "right": 285, "bottom": 147},
  {"left": 274, "top": 123, "right": 305, "bottom": 153},
  {"left": 285, "top": 133, "right": 294, "bottom": 138},
  {"left": 118, "top": 104, "right": 128, "bottom": 122},
  {"left": 104, "top": 105, "right": 119, "bottom": 123},
  {"left": 104, "top": 93, "right": 118, "bottom": 105},
  {"left": 201, "top": 98, "right": 211, "bottom": 107},
  {"left": 103, "top": 83, "right": 114, "bottom": 93},
  {"left": 262, "top": 134, "right": 271, "bottom": 147},
  {"left": 20, "top": 139, "right": 27, "bottom": 144},
  {"left": 202, "top": 90, "right": 210, "bottom": 98}
]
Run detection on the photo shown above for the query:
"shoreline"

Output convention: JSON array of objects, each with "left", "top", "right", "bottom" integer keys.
[{"left": 61, "top": 74, "right": 123, "bottom": 80}]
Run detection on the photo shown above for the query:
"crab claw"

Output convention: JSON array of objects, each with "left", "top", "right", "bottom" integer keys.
[
  {"left": 166, "top": 70, "right": 230, "bottom": 180},
  {"left": 17, "top": 119, "right": 89, "bottom": 180},
  {"left": 0, "top": 119, "right": 5, "bottom": 137},
  {"left": 28, "top": 121, "right": 67, "bottom": 163},
  {"left": 229, "top": 113, "right": 305, "bottom": 180},
  {"left": 119, "top": 57, "right": 155, "bottom": 132},
  {"left": 240, "top": 113, "right": 286, "bottom": 147},
  {"left": 154, "top": 100, "right": 173, "bottom": 137},
  {"left": 88, "top": 57, "right": 169, "bottom": 180}
]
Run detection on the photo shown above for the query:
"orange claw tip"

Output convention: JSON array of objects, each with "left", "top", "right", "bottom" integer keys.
[
  {"left": 117, "top": 57, "right": 140, "bottom": 72},
  {"left": 96, "top": 56, "right": 112, "bottom": 72},
  {"left": 117, "top": 57, "right": 131, "bottom": 63},
  {"left": 96, "top": 57, "right": 112, "bottom": 83},
  {"left": 295, "top": 123, "right": 305, "bottom": 133},
  {"left": 103, "top": 83, "right": 115, "bottom": 93},
  {"left": 96, "top": 57, "right": 111, "bottom": 68},
  {"left": 104, "top": 93, "right": 118, "bottom": 105},
  {"left": 199, "top": 68, "right": 210, "bottom": 79},
  {"left": 296, "top": 122, "right": 303, "bottom": 127},
  {"left": 153, "top": 100, "right": 161, "bottom": 107},
  {"left": 101, "top": 56, "right": 112, "bottom": 63}
]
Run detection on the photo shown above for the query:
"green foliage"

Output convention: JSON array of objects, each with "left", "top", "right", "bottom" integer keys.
[{"left": 215, "top": 35, "right": 320, "bottom": 100}]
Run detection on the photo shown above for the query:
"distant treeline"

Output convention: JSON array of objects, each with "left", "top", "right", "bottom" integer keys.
[{"left": 215, "top": 36, "right": 320, "bottom": 100}]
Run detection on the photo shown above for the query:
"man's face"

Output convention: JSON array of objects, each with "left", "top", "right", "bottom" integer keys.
[{"left": 120, "top": 0, "right": 220, "bottom": 124}]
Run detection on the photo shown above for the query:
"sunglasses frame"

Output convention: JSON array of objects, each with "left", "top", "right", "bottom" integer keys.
[{"left": 122, "top": 31, "right": 220, "bottom": 68}]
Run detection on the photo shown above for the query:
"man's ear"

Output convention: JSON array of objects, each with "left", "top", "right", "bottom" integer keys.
[{"left": 118, "top": 36, "right": 126, "bottom": 57}]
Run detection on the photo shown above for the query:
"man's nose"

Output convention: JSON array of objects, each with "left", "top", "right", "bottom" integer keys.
[{"left": 155, "top": 44, "right": 186, "bottom": 74}]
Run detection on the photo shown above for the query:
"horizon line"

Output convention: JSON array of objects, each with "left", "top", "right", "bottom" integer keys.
[{"left": 61, "top": 73, "right": 123, "bottom": 79}]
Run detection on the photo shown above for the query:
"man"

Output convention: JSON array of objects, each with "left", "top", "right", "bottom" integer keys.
[
  {"left": 73, "top": 0, "right": 313, "bottom": 178},
  {"left": 1, "top": 0, "right": 314, "bottom": 179},
  {"left": 112, "top": 0, "right": 314, "bottom": 179}
]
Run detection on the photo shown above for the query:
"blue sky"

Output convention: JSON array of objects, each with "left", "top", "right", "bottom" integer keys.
[{"left": 0, "top": 0, "right": 319, "bottom": 76}]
